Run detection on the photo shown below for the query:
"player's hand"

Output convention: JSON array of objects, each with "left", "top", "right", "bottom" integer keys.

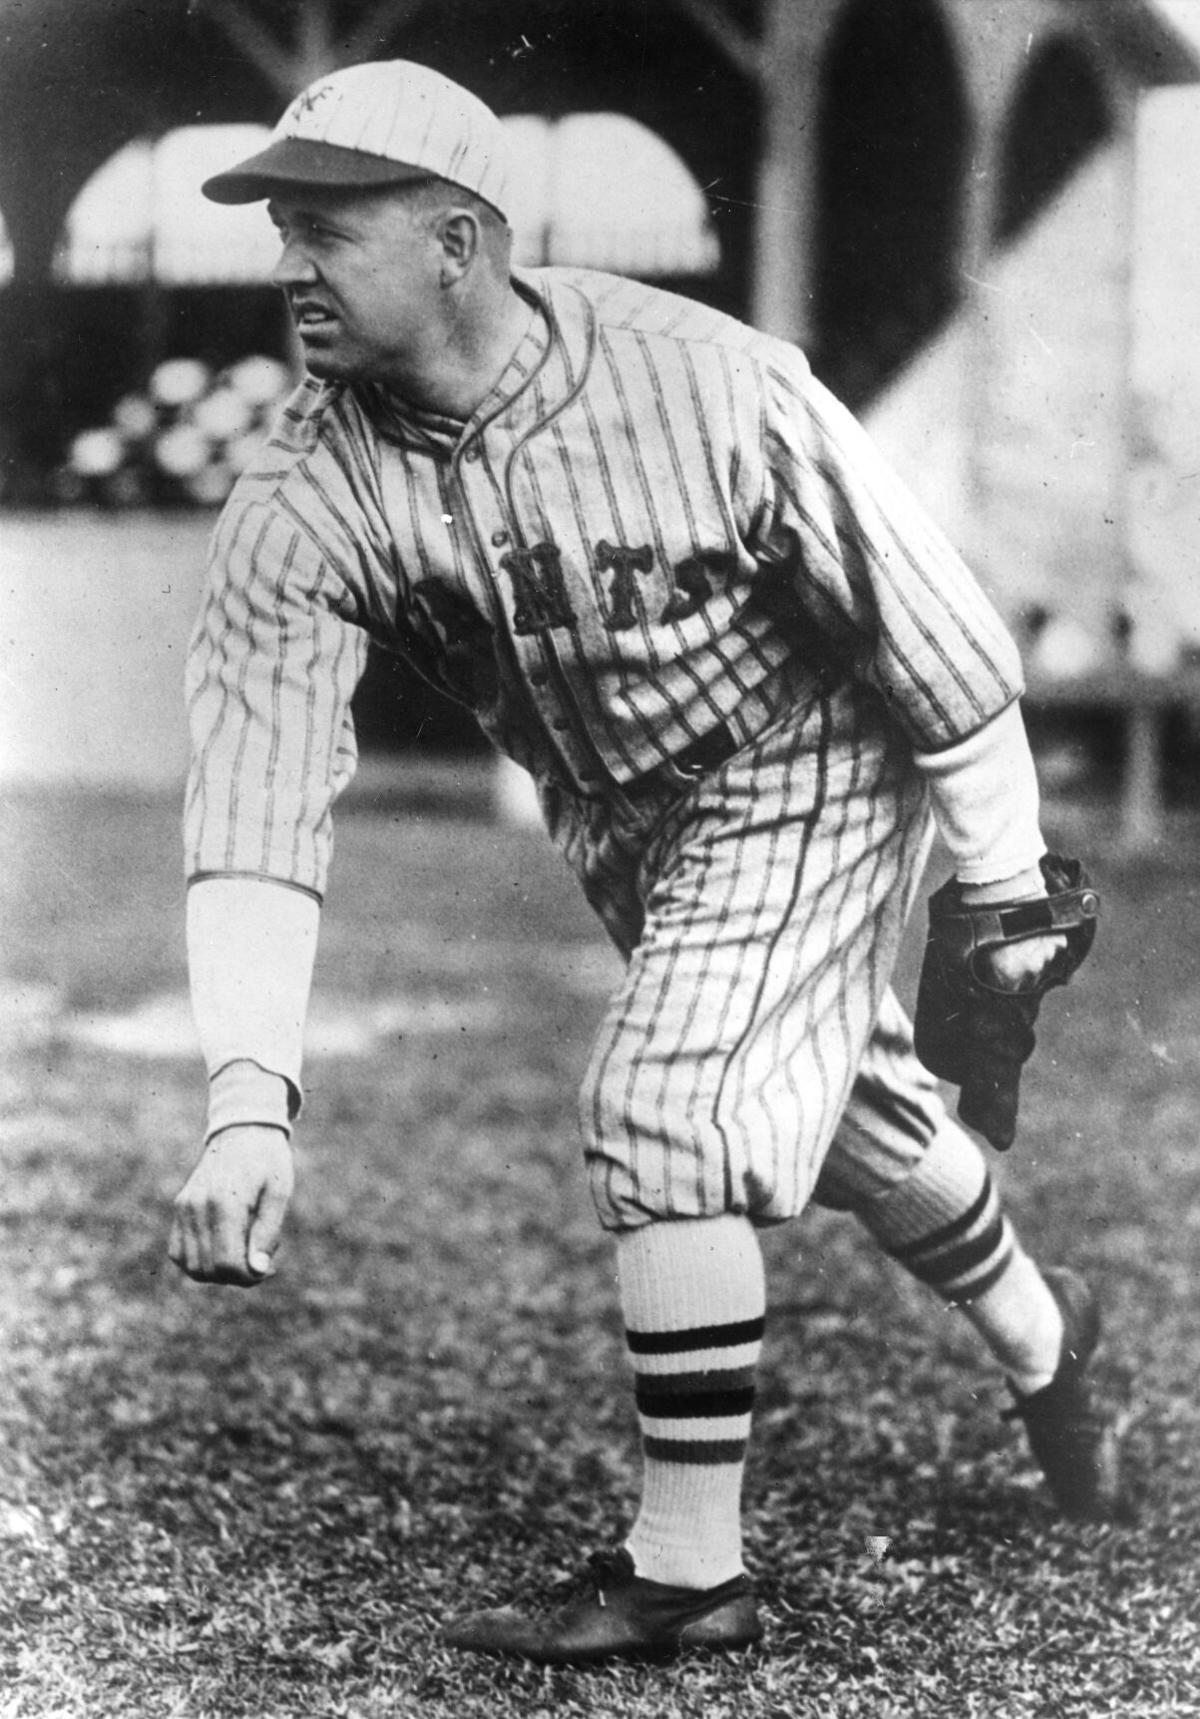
[
  {"left": 959, "top": 866, "right": 1068, "bottom": 993},
  {"left": 975, "top": 930, "right": 1068, "bottom": 993},
  {"left": 168, "top": 1125, "right": 294, "bottom": 1287}
]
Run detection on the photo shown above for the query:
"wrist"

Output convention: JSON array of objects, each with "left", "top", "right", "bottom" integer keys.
[
  {"left": 958, "top": 861, "right": 1047, "bottom": 906},
  {"left": 206, "top": 1059, "right": 296, "bottom": 1143}
]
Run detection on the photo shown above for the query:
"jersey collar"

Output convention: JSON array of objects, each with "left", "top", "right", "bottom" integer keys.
[{"left": 354, "top": 269, "right": 595, "bottom": 458}]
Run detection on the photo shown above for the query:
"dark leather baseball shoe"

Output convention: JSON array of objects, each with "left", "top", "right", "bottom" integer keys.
[
  {"left": 1004, "top": 1266, "right": 1119, "bottom": 1522},
  {"left": 442, "top": 1547, "right": 764, "bottom": 1664}
]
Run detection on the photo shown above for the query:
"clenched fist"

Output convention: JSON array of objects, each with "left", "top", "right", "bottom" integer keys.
[
  {"left": 959, "top": 864, "right": 1068, "bottom": 993},
  {"left": 169, "top": 1125, "right": 294, "bottom": 1286},
  {"left": 974, "top": 929, "right": 1068, "bottom": 993}
]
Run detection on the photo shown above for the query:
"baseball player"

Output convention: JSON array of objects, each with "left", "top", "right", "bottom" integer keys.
[{"left": 170, "top": 60, "right": 1113, "bottom": 1666}]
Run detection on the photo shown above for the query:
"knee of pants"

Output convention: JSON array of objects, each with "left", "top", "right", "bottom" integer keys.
[
  {"left": 578, "top": 1053, "right": 718, "bottom": 1231},
  {"left": 811, "top": 983, "right": 947, "bottom": 1212},
  {"left": 812, "top": 1060, "right": 946, "bottom": 1211},
  {"left": 579, "top": 1040, "right": 827, "bottom": 1233}
]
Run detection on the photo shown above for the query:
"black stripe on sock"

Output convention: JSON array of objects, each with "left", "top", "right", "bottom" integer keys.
[
  {"left": 643, "top": 1436, "right": 748, "bottom": 1465},
  {"left": 939, "top": 1246, "right": 1014, "bottom": 1306},
  {"left": 635, "top": 1381, "right": 757, "bottom": 1419},
  {"left": 899, "top": 1215, "right": 1006, "bottom": 1289},
  {"left": 625, "top": 1316, "right": 765, "bottom": 1356},
  {"left": 633, "top": 1365, "right": 758, "bottom": 1399},
  {"left": 888, "top": 1175, "right": 993, "bottom": 1266}
]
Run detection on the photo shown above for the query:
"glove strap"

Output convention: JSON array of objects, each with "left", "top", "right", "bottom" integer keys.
[{"left": 930, "top": 880, "right": 1100, "bottom": 965}]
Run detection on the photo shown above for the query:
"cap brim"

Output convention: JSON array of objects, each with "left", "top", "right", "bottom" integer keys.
[{"left": 202, "top": 137, "right": 430, "bottom": 205}]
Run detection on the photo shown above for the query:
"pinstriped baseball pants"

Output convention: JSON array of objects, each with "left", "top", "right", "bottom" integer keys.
[{"left": 541, "top": 679, "right": 949, "bottom": 1232}]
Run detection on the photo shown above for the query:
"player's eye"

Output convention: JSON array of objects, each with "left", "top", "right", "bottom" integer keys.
[{"left": 268, "top": 214, "right": 334, "bottom": 244}]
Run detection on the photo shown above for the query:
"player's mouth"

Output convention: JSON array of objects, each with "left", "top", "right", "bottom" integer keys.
[{"left": 291, "top": 299, "right": 337, "bottom": 335}]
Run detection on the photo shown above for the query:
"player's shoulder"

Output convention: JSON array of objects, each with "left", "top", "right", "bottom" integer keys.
[
  {"left": 529, "top": 266, "right": 788, "bottom": 361},
  {"left": 528, "top": 267, "right": 818, "bottom": 421},
  {"left": 226, "top": 375, "right": 347, "bottom": 495},
  {"left": 217, "top": 373, "right": 373, "bottom": 534}
]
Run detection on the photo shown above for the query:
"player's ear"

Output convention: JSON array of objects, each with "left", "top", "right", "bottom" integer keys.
[{"left": 438, "top": 209, "right": 480, "bottom": 286}]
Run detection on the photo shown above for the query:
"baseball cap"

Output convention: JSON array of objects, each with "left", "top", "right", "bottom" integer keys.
[{"left": 202, "top": 60, "right": 511, "bottom": 219}]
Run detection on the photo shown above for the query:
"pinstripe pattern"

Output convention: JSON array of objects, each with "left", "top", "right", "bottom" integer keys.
[
  {"left": 185, "top": 496, "right": 368, "bottom": 898},
  {"left": 276, "top": 62, "right": 512, "bottom": 216},
  {"left": 186, "top": 267, "right": 1022, "bottom": 900},
  {"left": 184, "top": 265, "right": 1031, "bottom": 1233},
  {"left": 569, "top": 678, "right": 938, "bottom": 1229},
  {"left": 815, "top": 989, "right": 947, "bottom": 1205}
]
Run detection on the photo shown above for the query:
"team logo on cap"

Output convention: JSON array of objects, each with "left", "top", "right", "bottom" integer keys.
[{"left": 289, "top": 80, "right": 338, "bottom": 128}]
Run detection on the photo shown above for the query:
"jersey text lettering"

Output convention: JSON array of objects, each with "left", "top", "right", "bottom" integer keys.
[
  {"left": 595, "top": 540, "right": 654, "bottom": 631},
  {"left": 501, "top": 543, "right": 577, "bottom": 636}
]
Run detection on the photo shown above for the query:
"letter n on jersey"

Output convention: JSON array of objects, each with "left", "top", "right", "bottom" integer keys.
[{"left": 501, "top": 544, "right": 577, "bottom": 636}]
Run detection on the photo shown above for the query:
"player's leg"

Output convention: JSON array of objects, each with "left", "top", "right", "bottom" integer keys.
[
  {"left": 816, "top": 991, "right": 1065, "bottom": 1386},
  {"left": 815, "top": 991, "right": 1115, "bottom": 1518},
  {"left": 534, "top": 775, "right": 770, "bottom": 1594},
  {"left": 616, "top": 1211, "right": 765, "bottom": 1588},
  {"left": 578, "top": 688, "right": 932, "bottom": 1590},
  {"left": 445, "top": 763, "right": 784, "bottom": 1660},
  {"left": 447, "top": 686, "right": 931, "bottom": 1659}
]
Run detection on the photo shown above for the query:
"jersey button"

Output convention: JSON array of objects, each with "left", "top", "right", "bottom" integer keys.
[
  {"left": 529, "top": 667, "right": 550, "bottom": 687},
  {"left": 491, "top": 528, "right": 510, "bottom": 547},
  {"left": 551, "top": 717, "right": 571, "bottom": 731},
  {"left": 463, "top": 446, "right": 481, "bottom": 463}
]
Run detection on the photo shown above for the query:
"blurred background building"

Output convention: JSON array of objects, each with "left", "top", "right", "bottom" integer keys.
[{"left": 3, "top": 0, "right": 1200, "bottom": 837}]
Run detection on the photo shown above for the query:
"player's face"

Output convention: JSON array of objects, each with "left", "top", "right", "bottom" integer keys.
[{"left": 267, "top": 187, "right": 442, "bottom": 386}]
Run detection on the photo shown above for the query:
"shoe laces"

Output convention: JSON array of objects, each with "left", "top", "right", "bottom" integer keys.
[
  {"left": 584, "top": 1548, "right": 631, "bottom": 1608},
  {"left": 531, "top": 1549, "right": 627, "bottom": 1615}
]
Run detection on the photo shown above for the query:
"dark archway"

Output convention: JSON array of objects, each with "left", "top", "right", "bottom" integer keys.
[
  {"left": 994, "top": 34, "right": 1113, "bottom": 245},
  {"left": 811, "top": 0, "right": 969, "bottom": 410}
]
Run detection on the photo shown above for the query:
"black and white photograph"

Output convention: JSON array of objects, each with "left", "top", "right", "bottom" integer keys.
[{"left": 1, "top": 3, "right": 1197, "bottom": 1714}]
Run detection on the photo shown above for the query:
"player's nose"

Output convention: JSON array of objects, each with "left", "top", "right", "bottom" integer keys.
[{"left": 270, "top": 238, "right": 319, "bottom": 290}]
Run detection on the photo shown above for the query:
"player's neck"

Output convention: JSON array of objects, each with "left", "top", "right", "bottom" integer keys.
[{"left": 385, "top": 283, "right": 532, "bottom": 422}]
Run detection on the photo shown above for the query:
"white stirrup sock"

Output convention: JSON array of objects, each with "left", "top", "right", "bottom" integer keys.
[{"left": 617, "top": 1213, "right": 765, "bottom": 1590}]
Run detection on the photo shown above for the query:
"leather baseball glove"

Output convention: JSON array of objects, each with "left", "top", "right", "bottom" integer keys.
[{"left": 913, "top": 854, "right": 1099, "bottom": 1150}]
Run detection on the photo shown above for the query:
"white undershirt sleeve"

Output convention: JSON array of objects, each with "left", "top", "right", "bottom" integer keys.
[
  {"left": 912, "top": 699, "right": 1047, "bottom": 888},
  {"left": 187, "top": 876, "right": 320, "bottom": 1140}
]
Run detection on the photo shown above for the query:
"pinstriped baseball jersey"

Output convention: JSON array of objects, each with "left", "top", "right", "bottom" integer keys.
[{"left": 185, "top": 266, "right": 1023, "bottom": 900}]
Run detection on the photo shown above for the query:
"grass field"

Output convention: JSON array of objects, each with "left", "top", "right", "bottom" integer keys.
[{"left": 0, "top": 778, "right": 1197, "bottom": 1719}]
